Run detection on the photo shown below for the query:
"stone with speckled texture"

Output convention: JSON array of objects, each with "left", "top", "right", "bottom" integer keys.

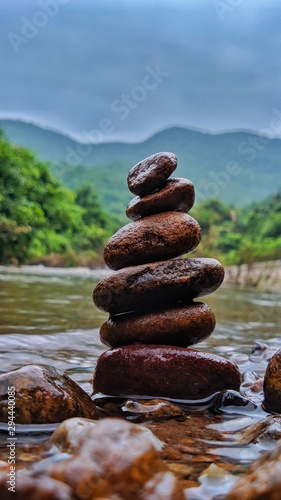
[{"left": 93, "top": 345, "right": 241, "bottom": 400}]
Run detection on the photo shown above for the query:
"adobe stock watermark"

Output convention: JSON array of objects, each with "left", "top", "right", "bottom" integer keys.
[
  {"left": 196, "top": 161, "right": 242, "bottom": 202},
  {"left": 63, "top": 64, "right": 170, "bottom": 169},
  {"left": 212, "top": 0, "right": 244, "bottom": 21},
  {"left": 237, "top": 107, "right": 281, "bottom": 162},
  {"left": 6, "top": 386, "right": 16, "bottom": 493},
  {"left": 8, "top": 0, "right": 70, "bottom": 54}
]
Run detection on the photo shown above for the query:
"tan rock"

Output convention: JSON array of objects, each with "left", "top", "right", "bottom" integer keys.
[
  {"left": 263, "top": 349, "right": 281, "bottom": 413},
  {"left": 0, "top": 364, "right": 97, "bottom": 424}
]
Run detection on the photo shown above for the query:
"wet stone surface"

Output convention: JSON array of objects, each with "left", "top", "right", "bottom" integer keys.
[
  {"left": 103, "top": 211, "right": 201, "bottom": 270},
  {"left": 127, "top": 151, "right": 177, "bottom": 196},
  {"left": 0, "top": 364, "right": 97, "bottom": 424},
  {"left": 263, "top": 348, "right": 281, "bottom": 413},
  {"left": 126, "top": 177, "right": 195, "bottom": 220},
  {"left": 100, "top": 302, "right": 216, "bottom": 348},
  {"left": 93, "top": 345, "right": 242, "bottom": 400},
  {"left": 93, "top": 257, "right": 225, "bottom": 314}
]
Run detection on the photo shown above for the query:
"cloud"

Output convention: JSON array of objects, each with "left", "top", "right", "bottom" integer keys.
[{"left": 0, "top": 0, "right": 281, "bottom": 141}]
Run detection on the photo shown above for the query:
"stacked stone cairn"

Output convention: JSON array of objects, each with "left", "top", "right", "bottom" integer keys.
[{"left": 93, "top": 152, "right": 241, "bottom": 401}]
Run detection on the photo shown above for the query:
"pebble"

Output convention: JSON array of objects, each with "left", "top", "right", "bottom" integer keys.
[
  {"left": 127, "top": 151, "right": 177, "bottom": 196},
  {"left": 93, "top": 257, "right": 225, "bottom": 314},
  {"left": 93, "top": 345, "right": 241, "bottom": 400},
  {"left": 226, "top": 440, "right": 281, "bottom": 499},
  {"left": 47, "top": 418, "right": 183, "bottom": 499},
  {"left": 0, "top": 364, "right": 97, "bottom": 424},
  {"left": 263, "top": 348, "right": 281, "bottom": 413},
  {"left": 100, "top": 302, "right": 216, "bottom": 348},
  {"left": 104, "top": 211, "right": 201, "bottom": 270},
  {"left": 126, "top": 177, "right": 195, "bottom": 220}
]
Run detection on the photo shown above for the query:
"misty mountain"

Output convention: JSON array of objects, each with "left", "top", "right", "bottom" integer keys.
[{"left": 1, "top": 119, "right": 280, "bottom": 216}]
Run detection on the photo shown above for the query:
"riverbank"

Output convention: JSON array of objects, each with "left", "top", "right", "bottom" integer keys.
[
  {"left": 1, "top": 259, "right": 281, "bottom": 292},
  {"left": 223, "top": 260, "right": 281, "bottom": 292}
]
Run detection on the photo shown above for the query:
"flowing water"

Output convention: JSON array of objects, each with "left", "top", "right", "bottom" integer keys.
[{"left": 0, "top": 265, "right": 280, "bottom": 496}]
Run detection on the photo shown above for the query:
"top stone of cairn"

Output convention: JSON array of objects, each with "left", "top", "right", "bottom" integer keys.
[{"left": 127, "top": 152, "right": 177, "bottom": 196}]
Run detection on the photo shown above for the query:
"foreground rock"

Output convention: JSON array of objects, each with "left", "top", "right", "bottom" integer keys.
[
  {"left": 0, "top": 364, "right": 97, "bottom": 424},
  {"left": 100, "top": 302, "right": 216, "bottom": 348},
  {"left": 227, "top": 440, "right": 281, "bottom": 499},
  {"left": 104, "top": 211, "right": 201, "bottom": 270},
  {"left": 126, "top": 177, "right": 195, "bottom": 220},
  {"left": 0, "top": 472, "right": 72, "bottom": 500},
  {"left": 0, "top": 417, "right": 184, "bottom": 499},
  {"left": 127, "top": 151, "right": 177, "bottom": 196},
  {"left": 93, "top": 345, "right": 241, "bottom": 400},
  {"left": 263, "top": 349, "right": 281, "bottom": 413},
  {"left": 93, "top": 257, "right": 225, "bottom": 314}
]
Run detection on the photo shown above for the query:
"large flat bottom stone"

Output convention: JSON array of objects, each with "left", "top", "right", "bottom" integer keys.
[{"left": 93, "top": 345, "right": 241, "bottom": 400}]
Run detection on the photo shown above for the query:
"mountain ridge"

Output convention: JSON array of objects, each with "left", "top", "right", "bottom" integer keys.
[{"left": 1, "top": 118, "right": 280, "bottom": 212}]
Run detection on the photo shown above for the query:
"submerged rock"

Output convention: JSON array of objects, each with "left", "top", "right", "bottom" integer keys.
[
  {"left": 47, "top": 417, "right": 183, "bottom": 499},
  {"left": 100, "top": 302, "right": 216, "bottom": 348},
  {"left": 227, "top": 440, "right": 281, "bottom": 499},
  {"left": 127, "top": 151, "right": 177, "bottom": 196},
  {"left": 93, "top": 257, "right": 225, "bottom": 314},
  {"left": 0, "top": 471, "right": 72, "bottom": 500},
  {"left": 126, "top": 177, "right": 195, "bottom": 220},
  {"left": 240, "top": 415, "right": 281, "bottom": 445},
  {"left": 103, "top": 211, "right": 201, "bottom": 270},
  {"left": 0, "top": 364, "right": 97, "bottom": 424},
  {"left": 263, "top": 349, "right": 281, "bottom": 413},
  {"left": 93, "top": 345, "right": 241, "bottom": 400}
]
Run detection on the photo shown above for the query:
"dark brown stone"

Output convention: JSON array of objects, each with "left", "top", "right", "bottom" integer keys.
[
  {"left": 263, "top": 349, "right": 281, "bottom": 413},
  {"left": 100, "top": 302, "right": 216, "bottom": 348},
  {"left": 93, "top": 257, "right": 225, "bottom": 314},
  {"left": 0, "top": 364, "right": 97, "bottom": 424},
  {"left": 104, "top": 212, "right": 201, "bottom": 270},
  {"left": 127, "top": 152, "right": 177, "bottom": 196},
  {"left": 93, "top": 345, "right": 241, "bottom": 400},
  {"left": 126, "top": 178, "right": 195, "bottom": 220}
]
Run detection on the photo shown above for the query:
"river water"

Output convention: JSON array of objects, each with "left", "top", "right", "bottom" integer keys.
[
  {"left": 0, "top": 265, "right": 280, "bottom": 389},
  {"left": 0, "top": 265, "right": 281, "bottom": 495}
]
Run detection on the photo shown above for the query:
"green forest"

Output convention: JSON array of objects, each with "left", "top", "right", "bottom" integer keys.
[{"left": 0, "top": 132, "right": 280, "bottom": 267}]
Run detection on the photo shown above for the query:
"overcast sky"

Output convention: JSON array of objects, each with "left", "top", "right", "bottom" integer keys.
[{"left": 1, "top": 0, "right": 281, "bottom": 142}]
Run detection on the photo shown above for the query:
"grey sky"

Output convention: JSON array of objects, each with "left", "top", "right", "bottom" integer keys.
[{"left": 0, "top": 0, "right": 281, "bottom": 141}]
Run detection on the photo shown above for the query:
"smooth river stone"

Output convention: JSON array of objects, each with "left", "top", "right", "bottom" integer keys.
[
  {"left": 104, "top": 212, "right": 201, "bottom": 270},
  {"left": 0, "top": 364, "right": 97, "bottom": 424},
  {"left": 126, "top": 178, "right": 195, "bottom": 221},
  {"left": 93, "top": 345, "right": 241, "bottom": 400},
  {"left": 127, "top": 152, "right": 177, "bottom": 196},
  {"left": 263, "top": 349, "right": 281, "bottom": 413},
  {"left": 100, "top": 302, "right": 216, "bottom": 348},
  {"left": 93, "top": 257, "right": 225, "bottom": 314}
]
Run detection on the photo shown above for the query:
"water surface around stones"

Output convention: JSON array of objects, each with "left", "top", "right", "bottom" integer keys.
[
  {"left": 127, "top": 151, "right": 177, "bottom": 196},
  {"left": 100, "top": 302, "right": 216, "bottom": 348},
  {"left": 104, "top": 212, "right": 201, "bottom": 270},
  {"left": 93, "top": 345, "right": 241, "bottom": 400},
  {"left": 93, "top": 257, "right": 225, "bottom": 314},
  {"left": 126, "top": 178, "right": 195, "bottom": 220},
  {"left": 0, "top": 364, "right": 97, "bottom": 424}
]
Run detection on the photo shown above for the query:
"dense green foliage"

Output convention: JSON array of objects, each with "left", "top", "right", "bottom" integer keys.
[
  {"left": 0, "top": 132, "right": 117, "bottom": 265},
  {"left": 190, "top": 194, "right": 281, "bottom": 265},
  {"left": 0, "top": 132, "right": 280, "bottom": 267}
]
